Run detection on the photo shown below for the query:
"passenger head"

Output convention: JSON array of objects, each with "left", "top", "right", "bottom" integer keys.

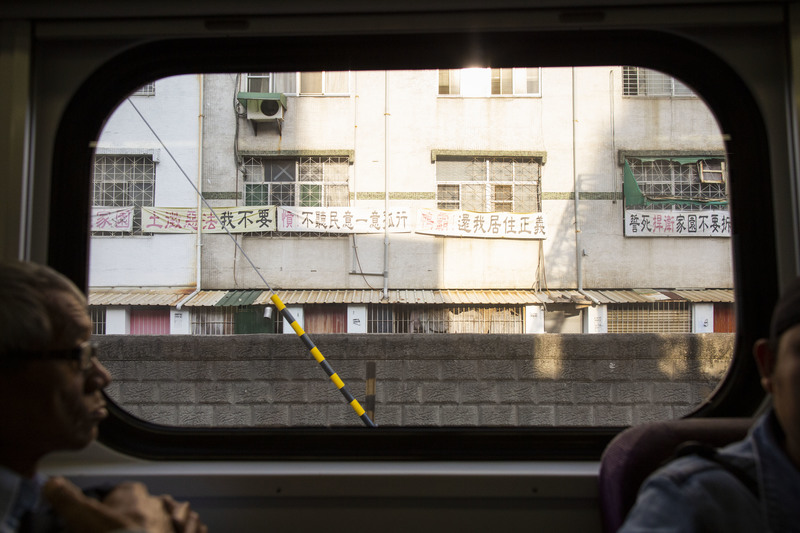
[
  {"left": 0, "top": 261, "right": 111, "bottom": 476},
  {"left": 754, "top": 276, "right": 800, "bottom": 468},
  {"left": 0, "top": 260, "right": 88, "bottom": 367}
]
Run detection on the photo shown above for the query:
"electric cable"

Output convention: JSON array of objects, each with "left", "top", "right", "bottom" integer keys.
[{"left": 126, "top": 97, "right": 376, "bottom": 427}]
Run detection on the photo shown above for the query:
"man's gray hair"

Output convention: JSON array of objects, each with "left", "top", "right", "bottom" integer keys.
[{"left": 0, "top": 261, "right": 87, "bottom": 369}]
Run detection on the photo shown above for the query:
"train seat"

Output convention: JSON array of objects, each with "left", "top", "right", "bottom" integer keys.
[{"left": 598, "top": 417, "right": 753, "bottom": 533}]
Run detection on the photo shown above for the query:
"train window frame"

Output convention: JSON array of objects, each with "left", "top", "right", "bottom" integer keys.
[{"left": 47, "top": 29, "right": 776, "bottom": 461}]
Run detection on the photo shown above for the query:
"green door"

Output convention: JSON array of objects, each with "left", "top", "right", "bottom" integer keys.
[{"left": 234, "top": 307, "right": 276, "bottom": 334}]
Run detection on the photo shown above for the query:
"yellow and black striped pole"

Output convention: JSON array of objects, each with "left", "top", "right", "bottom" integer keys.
[
  {"left": 271, "top": 293, "right": 377, "bottom": 428},
  {"left": 130, "top": 97, "right": 375, "bottom": 427}
]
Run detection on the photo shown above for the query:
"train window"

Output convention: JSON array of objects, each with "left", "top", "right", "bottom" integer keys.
[
  {"left": 87, "top": 66, "right": 734, "bottom": 432},
  {"left": 46, "top": 28, "right": 774, "bottom": 459}
]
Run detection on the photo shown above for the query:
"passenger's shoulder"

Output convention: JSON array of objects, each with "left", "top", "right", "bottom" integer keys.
[
  {"left": 651, "top": 453, "right": 727, "bottom": 487},
  {"left": 646, "top": 444, "right": 756, "bottom": 501}
]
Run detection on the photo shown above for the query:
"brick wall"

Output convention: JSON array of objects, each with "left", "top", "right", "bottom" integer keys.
[{"left": 99, "top": 333, "right": 734, "bottom": 427}]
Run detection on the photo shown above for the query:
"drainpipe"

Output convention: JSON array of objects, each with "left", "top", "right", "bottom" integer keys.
[
  {"left": 348, "top": 73, "right": 386, "bottom": 281},
  {"left": 178, "top": 74, "right": 204, "bottom": 309},
  {"left": 382, "top": 70, "right": 390, "bottom": 300},
  {"left": 571, "top": 68, "right": 600, "bottom": 306},
  {"left": 610, "top": 69, "right": 617, "bottom": 205},
  {"left": 351, "top": 72, "right": 359, "bottom": 274}
]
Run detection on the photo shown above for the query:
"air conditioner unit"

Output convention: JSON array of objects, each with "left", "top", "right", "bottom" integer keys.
[
  {"left": 238, "top": 92, "right": 287, "bottom": 122},
  {"left": 247, "top": 98, "right": 284, "bottom": 121}
]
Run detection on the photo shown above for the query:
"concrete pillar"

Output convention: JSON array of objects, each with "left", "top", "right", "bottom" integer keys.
[
  {"left": 525, "top": 305, "right": 545, "bottom": 334},
  {"left": 170, "top": 308, "right": 191, "bottom": 334},
  {"left": 106, "top": 307, "right": 130, "bottom": 334},
  {"left": 693, "top": 303, "right": 714, "bottom": 332},
  {"left": 584, "top": 305, "right": 608, "bottom": 334},
  {"left": 283, "top": 305, "right": 304, "bottom": 334},
  {"left": 348, "top": 305, "right": 367, "bottom": 333}
]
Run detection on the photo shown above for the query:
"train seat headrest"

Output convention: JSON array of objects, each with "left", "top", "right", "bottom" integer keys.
[{"left": 598, "top": 417, "right": 753, "bottom": 533}]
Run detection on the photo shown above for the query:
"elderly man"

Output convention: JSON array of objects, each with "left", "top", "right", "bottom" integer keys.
[
  {"left": 619, "top": 278, "right": 800, "bottom": 532},
  {"left": 0, "top": 261, "right": 205, "bottom": 533}
]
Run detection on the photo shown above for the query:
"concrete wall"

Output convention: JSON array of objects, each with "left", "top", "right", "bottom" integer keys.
[
  {"left": 89, "top": 74, "right": 201, "bottom": 288},
  {"left": 100, "top": 333, "right": 733, "bottom": 428}
]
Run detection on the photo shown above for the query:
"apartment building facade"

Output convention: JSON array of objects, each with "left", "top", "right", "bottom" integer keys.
[{"left": 88, "top": 67, "right": 732, "bottom": 336}]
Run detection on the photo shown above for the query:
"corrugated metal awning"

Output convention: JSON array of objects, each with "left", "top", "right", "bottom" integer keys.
[
  {"left": 186, "top": 288, "right": 734, "bottom": 306},
  {"left": 215, "top": 290, "right": 261, "bottom": 307},
  {"left": 666, "top": 289, "right": 735, "bottom": 303},
  {"left": 89, "top": 288, "right": 734, "bottom": 307},
  {"left": 88, "top": 288, "right": 195, "bottom": 306}
]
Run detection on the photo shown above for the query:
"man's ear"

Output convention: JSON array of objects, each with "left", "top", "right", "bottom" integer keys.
[{"left": 754, "top": 338, "right": 776, "bottom": 394}]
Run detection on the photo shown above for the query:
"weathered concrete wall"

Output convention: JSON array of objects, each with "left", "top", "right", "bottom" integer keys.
[
  {"left": 197, "top": 68, "right": 731, "bottom": 292},
  {"left": 90, "top": 75, "right": 201, "bottom": 288},
  {"left": 100, "top": 333, "right": 733, "bottom": 428}
]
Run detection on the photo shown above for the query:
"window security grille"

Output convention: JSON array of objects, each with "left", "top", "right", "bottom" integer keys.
[
  {"left": 89, "top": 307, "right": 106, "bottom": 335},
  {"left": 622, "top": 67, "right": 695, "bottom": 97},
  {"left": 436, "top": 157, "right": 541, "bottom": 212},
  {"left": 131, "top": 83, "right": 155, "bottom": 96},
  {"left": 244, "top": 156, "right": 350, "bottom": 209},
  {"left": 626, "top": 157, "right": 727, "bottom": 211},
  {"left": 92, "top": 154, "right": 156, "bottom": 234},
  {"left": 368, "top": 305, "right": 524, "bottom": 334},
  {"left": 191, "top": 307, "right": 236, "bottom": 336},
  {"left": 607, "top": 302, "right": 691, "bottom": 333}
]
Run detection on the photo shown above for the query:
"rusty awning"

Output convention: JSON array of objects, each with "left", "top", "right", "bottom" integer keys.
[{"left": 89, "top": 288, "right": 734, "bottom": 307}]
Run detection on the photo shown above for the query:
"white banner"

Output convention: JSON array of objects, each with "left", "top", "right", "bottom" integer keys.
[
  {"left": 415, "top": 208, "right": 547, "bottom": 239},
  {"left": 141, "top": 206, "right": 276, "bottom": 233},
  {"left": 277, "top": 206, "right": 412, "bottom": 233},
  {"left": 624, "top": 210, "right": 731, "bottom": 237},
  {"left": 91, "top": 207, "right": 134, "bottom": 232}
]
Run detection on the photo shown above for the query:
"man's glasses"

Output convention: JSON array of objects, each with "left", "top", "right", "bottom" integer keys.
[{"left": 31, "top": 341, "right": 98, "bottom": 373}]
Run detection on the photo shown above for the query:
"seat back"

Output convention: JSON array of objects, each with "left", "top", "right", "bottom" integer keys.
[{"left": 598, "top": 417, "right": 753, "bottom": 533}]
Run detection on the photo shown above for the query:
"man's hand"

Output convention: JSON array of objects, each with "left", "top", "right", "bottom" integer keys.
[{"left": 43, "top": 476, "right": 207, "bottom": 533}]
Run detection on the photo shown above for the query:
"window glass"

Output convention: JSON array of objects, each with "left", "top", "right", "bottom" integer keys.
[
  {"left": 436, "top": 157, "right": 542, "bottom": 212},
  {"left": 273, "top": 72, "right": 297, "bottom": 94},
  {"left": 442, "top": 67, "right": 540, "bottom": 96},
  {"left": 89, "top": 68, "right": 733, "bottom": 429},
  {"left": 300, "top": 71, "right": 323, "bottom": 94},
  {"left": 246, "top": 73, "right": 272, "bottom": 92}
]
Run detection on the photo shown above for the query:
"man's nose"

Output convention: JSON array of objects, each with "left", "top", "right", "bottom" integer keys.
[{"left": 85, "top": 357, "right": 113, "bottom": 390}]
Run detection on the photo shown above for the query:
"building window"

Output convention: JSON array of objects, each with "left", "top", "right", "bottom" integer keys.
[
  {"left": 368, "top": 305, "right": 524, "bottom": 334},
  {"left": 131, "top": 82, "right": 155, "bottom": 96},
  {"left": 191, "top": 308, "right": 236, "bottom": 336},
  {"left": 90, "top": 307, "right": 106, "bottom": 335},
  {"left": 624, "top": 156, "right": 727, "bottom": 211},
  {"left": 491, "top": 68, "right": 540, "bottom": 95},
  {"left": 438, "top": 69, "right": 461, "bottom": 95},
  {"left": 622, "top": 67, "right": 695, "bottom": 97},
  {"left": 245, "top": 72, "right": 349, "bottom": 95},
  {"left": 607, "top": 302, "right": 691, "bottom": 333},
  {"left": 243, "top": 156, "right": 350, "bottom": 207},
  {"left": 439, "top": 68, "right": 540, "bottom": 96},
  {"left": 92, "top": 154, "right": 156, "bottom": 234},
  {"left": 435, "top": 157, "right": 541, "bottom": 212}
]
